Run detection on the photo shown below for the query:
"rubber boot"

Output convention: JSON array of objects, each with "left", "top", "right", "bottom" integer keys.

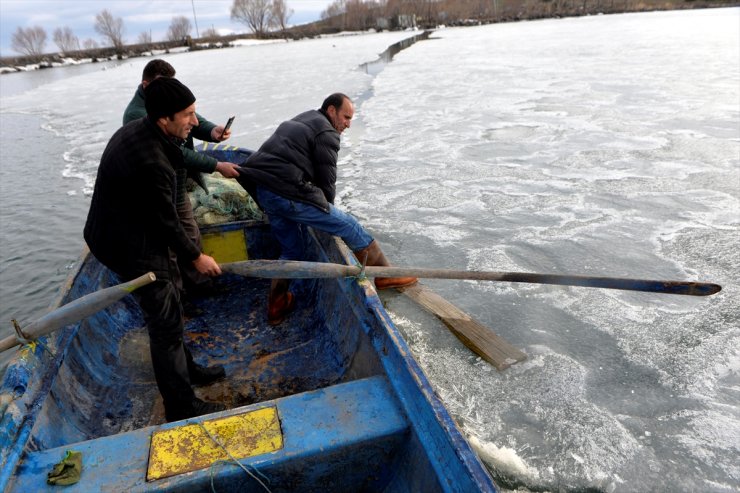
[
  {"left": 354, "top": 240, "right": 417, "bottom": 290},
  {"left": 267, "top": 278, "right": 295, "bottom": 325},
  {"left": 185, "top": 346, "right": 226, "bottom": 386}
]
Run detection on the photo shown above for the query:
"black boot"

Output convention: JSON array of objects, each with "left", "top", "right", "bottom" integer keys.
[
  {"left": 189, "top": 363, "right": 226, "bottom": 386},
  {"left": 354, "top": 240, "right": 417, "bottom": 290}
]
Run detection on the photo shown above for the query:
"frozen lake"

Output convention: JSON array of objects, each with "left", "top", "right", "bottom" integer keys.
[{"left": 1, "top": 8, "right": 738, "bottom": 492}]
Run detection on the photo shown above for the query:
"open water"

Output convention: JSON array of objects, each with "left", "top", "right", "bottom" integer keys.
[{"left": 1, "top": 9, "right": 738, "bottom": 492}]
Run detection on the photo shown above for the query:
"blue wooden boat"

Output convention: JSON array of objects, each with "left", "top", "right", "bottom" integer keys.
[{"left": 0, "top": 147, "right": 498, "bottom": 491}]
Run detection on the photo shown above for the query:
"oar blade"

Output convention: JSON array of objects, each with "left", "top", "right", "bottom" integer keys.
[
  {"left": 586, "top": 278, "right": 722, "bottom": 296},
  {"left": 493, "top": 273, "right": 723, "bottom": 297},
  {"left": 364, "top": 267, "right": 721, "bottom": 297}
]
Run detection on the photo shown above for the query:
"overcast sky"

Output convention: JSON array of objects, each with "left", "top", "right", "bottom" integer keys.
[{"left": 0, "top": 0, "right": 334, "bottom": 57}]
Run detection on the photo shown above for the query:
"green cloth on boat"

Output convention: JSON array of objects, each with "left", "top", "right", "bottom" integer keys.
[{"left": 47, "top": 450, "right": 82, "bottom": 486}]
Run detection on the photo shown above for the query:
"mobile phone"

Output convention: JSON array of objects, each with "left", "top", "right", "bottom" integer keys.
[{"left": 220, "top": 116, "right": 235, "bottom": 138}]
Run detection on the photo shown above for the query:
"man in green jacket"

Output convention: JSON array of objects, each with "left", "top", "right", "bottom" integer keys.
[{"left": 123, "top": 59, "right": 239, "bottom": 306}]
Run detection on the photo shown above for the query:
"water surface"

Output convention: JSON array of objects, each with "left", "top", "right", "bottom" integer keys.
[{"left": 1, "top": 12, "right": 738, "bottom": 492}]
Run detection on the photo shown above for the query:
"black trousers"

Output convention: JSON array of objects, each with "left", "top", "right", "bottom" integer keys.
[
  {"left": 174, "top": 185, "right": 212, "bottom": 293},
  {"left": 132, "top": 277, "right": 196, "bottom": 410}
]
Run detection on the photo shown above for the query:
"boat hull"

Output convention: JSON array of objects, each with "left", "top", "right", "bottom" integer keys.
[{"left": 1, "top": 219, "right": 496, "bottom": 491}]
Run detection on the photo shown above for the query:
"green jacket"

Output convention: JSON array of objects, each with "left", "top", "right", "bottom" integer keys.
[{"left": 123, "top": 85, "right": 219, "bottom": 203}]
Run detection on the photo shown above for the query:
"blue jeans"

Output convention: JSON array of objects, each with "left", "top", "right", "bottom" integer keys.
[{"left": 255, "top": 187, "right": 374, "bottom": 260}]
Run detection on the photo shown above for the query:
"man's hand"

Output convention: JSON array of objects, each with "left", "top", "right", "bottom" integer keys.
[
  {"left": 193, "top": 254, "right": 222, "bottom": 276},
  {"left": 214, "top": 161, "right": 240, "bottom": 178},
  {"left": 211, "top": 126, "right": 231, "bottom": 141}
]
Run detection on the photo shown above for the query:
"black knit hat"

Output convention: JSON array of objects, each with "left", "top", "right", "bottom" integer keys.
[{"left": 144, "top": 77, "right": 196, "bottom": 119}]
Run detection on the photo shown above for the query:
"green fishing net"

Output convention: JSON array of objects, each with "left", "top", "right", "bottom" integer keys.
[{"left": 189, "top": 173, "right": 263, "bottom": 225}]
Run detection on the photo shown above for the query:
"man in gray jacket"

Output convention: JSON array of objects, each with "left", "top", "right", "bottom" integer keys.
[{"left": 238, "top": 93, "right": 416, "bottom": 325}]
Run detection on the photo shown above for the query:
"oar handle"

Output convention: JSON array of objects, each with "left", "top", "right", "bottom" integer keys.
[
  {"left": 222, "top": 260, "right": 358, "bottom": 279},
  {"left": 0, "top": 272, "right": 156, "bottom": 353}
]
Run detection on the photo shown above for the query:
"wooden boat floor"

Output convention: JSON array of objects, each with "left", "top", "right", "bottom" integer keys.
[{"left": 115, "top": 273, "right": 353, "bottom": 430}]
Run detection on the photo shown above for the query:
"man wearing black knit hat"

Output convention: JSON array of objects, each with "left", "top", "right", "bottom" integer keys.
[
  {"left": 84, "top": 77, "right": 226, "bottom": 422},
  {"left": 123, "top": 61, "right": 241, "bottom": 316}
]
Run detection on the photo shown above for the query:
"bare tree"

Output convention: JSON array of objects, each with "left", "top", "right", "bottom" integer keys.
[
  {"left": 322, "top": 0, "right": 345, "bottom": 20},
  {"left": 138, "top": 31, "right": 152, "bottom": 45},
  {"left": 202, "top": 26, "right": 220, "bottom": 38},
  {"left": 94, "top": 9, "right": 125, "bottom": 50},
  {"left": 11, "top": 26, "right": 47, "bottom": 57},
  {"left": 231, "top": 0, "right": 274, "bottom": 38},
  {"left": 344, "top": 0, "right": 375, "bottom": 30},
  {"left": 271, "top": 0, "right": 293, "bottom": 33},
  {"left": 167, "top": 15, "right": 192, "bottom": 41},
  {"left": 321, "top": 0, "right": 345, "bottom": 29},
  {"left": 83, "top": 38, "right": 99, "bottom": 50},
  {"left": 321, "top": 0, "right": 378, "bottom": 31},
  {"left": 52, "top": 26, "right": 80, "bottom": 53},
  {"left": 387, "top": 0, "right": 436, "bottom": 26}
]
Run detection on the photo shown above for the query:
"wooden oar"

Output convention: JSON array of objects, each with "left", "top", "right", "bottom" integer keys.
[
  {"left": 221, "top": 260, "right": 721, "bottom": 297},
  {"left": 0, "top": 272, "right": 156, "bottom": 353}
]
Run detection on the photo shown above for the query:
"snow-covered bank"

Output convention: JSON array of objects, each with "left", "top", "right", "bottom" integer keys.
[{"left": 0, "top": 29, "right": 396, "bottom": 75}]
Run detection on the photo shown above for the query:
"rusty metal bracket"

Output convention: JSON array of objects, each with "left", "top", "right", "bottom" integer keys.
[
  {"left": 358, "top": 251, "right": 368, "bottom": 280},
  {"left": 11, "top": 319, "right": 31, "bottom": 346}
]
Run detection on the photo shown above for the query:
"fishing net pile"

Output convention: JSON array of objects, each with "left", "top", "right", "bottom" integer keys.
[{"left": 189, "top": 173, "right": 263, "bottom": 225}]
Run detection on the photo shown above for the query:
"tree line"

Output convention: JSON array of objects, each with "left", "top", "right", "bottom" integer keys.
[
  {"left": 317, "top": 0, "right": 737, "bottom": 31},
  {"left": 10, "top": 0, "right": 736, "bottom": 57},
  {"left": 10, "top": 0, "right": 293, "bottom": 58}
]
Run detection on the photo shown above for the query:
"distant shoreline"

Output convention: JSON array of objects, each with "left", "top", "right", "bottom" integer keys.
[
  {"left": 0, "top": 38, "right": 276, "bottom": 74},
  {"left": 0, "top": 27, "right": 404, "bottom": 74},
  {"left": 0, "top": 31, "right": 306, "bottom": 74},
  {"left": 2, "top": 3, "right": 736, "bottom": 74},
  {"left": 0, "top": 17, "right": 343, "bottom": 74}
]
